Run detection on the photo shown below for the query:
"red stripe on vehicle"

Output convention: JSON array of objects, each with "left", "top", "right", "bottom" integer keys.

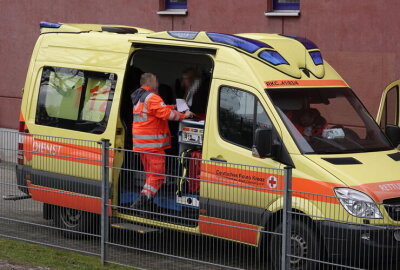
[
  {"left": 264, "top": 80, "right": 348, "bottom": 88},
  {"left": 200, "top": 164, "right": 341, "bottom": 204},
  {"left": 199, "top": 216, "right": 259, "bottom": 245},
  {"left": 27, "top": 181, "right": 112, "bottom": 215},
  {"left": 23, "top": 137, "right": 114, "bottom": 166},
  {"left": 352, "top": 180, "right": 400, "bottom": 203}
]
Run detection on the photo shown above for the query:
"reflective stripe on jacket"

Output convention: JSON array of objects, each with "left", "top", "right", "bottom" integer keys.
[{"left": 131, "top": 86, "right": 184, "bottom": 152}]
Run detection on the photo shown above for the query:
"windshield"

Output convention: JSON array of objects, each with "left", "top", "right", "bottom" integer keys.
[{"left": 268, "top": 88, "right": 393, "bottom": 154}]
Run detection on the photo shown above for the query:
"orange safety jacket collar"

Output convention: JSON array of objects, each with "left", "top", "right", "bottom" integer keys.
[{"left": 141, "top": 85, "right": 155, "bottom": 93}]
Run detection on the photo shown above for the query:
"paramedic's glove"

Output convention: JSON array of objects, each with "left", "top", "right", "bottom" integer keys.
[{"left": 184, "top": 110, "right": 194, "bottom": 119}]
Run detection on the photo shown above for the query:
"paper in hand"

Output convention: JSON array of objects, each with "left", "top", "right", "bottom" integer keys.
[{"left": 176, "top": 99, "right": 190, "bottom": 112}]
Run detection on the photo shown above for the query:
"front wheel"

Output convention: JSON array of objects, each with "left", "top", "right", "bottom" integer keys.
[
  {"left": 53, "top": 206, "right": 99, "bottom": 239},
  {"left": 270, "top": 219, "right": 322, "bottom": 270}
]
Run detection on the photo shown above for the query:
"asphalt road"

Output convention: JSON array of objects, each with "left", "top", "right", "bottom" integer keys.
[{"left": 0, "top": 161, "right": 267, "bottom": 270}]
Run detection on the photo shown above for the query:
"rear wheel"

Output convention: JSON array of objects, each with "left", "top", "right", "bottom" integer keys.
[
  {"left": 53, "top": 206, "right": 99, "bottom": 239},
  {"left": 270, "top": 219, "right": 322, "bottom": 270}
]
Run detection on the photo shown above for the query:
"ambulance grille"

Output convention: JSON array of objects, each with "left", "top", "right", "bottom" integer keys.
[{"left": 384, "top": 198, "right": 400, "bottom": 221}]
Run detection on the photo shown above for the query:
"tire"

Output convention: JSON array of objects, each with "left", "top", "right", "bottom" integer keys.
[
  {"left": 53, "top": 206, "right": 100, "bottom": 239},
  {"left": 270, "top": 219, "right": 322, "bottom": 270}
]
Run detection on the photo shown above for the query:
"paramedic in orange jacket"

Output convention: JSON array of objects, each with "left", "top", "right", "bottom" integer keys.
[{"left": 131, "top": 73, "right": 193, "bottom": 209}]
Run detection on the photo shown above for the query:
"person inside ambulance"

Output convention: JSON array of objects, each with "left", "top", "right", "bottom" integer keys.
[
  {"left": 294, "top": 108, "right": 327, "bottom": 139},
  {"left": 130, "top": 73, "right": 194, "bottom": 210},
  {"left": 177, "top": 68, "right": 209, "bottom": 119}
]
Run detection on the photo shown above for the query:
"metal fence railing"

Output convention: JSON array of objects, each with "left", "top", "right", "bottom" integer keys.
[
  {"left": 104, "top": 146, "right": 286, "bottom": 269},
  {"left": 0, "top": 129, "right": 399, "bottom": 269},
  {"left": 0, "top": 129, "right": 102, "bottom": 257}
]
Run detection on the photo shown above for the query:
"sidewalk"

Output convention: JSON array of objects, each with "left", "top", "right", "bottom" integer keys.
[{"left": 0, "top": 259, "right": 50, "bottom": 270}]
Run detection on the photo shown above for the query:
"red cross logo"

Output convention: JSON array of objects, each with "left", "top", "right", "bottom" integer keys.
[{"left": 268, "top": 176, "right": 278, "bottom": 189}]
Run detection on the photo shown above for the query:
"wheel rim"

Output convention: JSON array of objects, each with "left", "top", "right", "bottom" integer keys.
[
  {"left": 290, "top": 233, "right": 308, "bottom": 265},
  {"left": 60, "top": 208, "right": 82, "bottom": 228}
]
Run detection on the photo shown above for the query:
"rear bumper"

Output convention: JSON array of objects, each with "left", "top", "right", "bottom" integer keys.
[
  {"left": 317, "top": 220, "right": 400, "bottom": 267},
  {"left": 16, "top": 164, "right": 29, "bottom": 194}
]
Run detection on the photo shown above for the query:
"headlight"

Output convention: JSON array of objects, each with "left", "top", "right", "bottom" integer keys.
[{"left": 334, "top": 188, "right": 383, "bottom": 219}]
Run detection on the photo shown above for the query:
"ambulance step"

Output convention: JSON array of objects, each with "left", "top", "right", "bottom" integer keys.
[
  {"left": 111, "top": 223, "right": 159, "bottom": 234},
  {"left": 2, "top": 194, "right": 31, "bottom": 201}
]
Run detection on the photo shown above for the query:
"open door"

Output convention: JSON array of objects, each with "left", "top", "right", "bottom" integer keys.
[
  {"left": 377, "top": 80, "right": 400, "bottom": 129},
  {"left": 116, "top": 44, "right": 215, "bottom": 227}
]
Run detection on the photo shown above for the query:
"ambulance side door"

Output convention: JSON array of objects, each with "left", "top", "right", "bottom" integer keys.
[
  {"left": 204, "top": 80, "right": 283, "bottom": 169},
  {"left": 377, "top": 80, "right": 400, "bottom": 128},
  {"left": 199, "top": 80, "right": 287, "bottom": 245},
  {"left": 201, "top": 79, "right": 284, "bottom": 206},
  {"left": 25, "top": 65, "right": 121, "bottom": 215}
]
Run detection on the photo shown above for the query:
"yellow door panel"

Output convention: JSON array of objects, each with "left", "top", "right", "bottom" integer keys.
[
  {"left": 205, "top": 79, "right": 282, "bottom": 168},
  {"left": 202, "top": 79, "right": 285, "bottom": 208},
  {"left": 377, "top": 80, "right": 400, "bottom": 128}
]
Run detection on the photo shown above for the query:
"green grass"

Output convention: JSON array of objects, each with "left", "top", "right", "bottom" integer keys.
[{"left": 0, "top": 237, "right": 130, "bottom": 270}]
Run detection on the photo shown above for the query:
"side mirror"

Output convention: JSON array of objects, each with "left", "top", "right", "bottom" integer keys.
[
  {"left": 252, "top": 128, "right": 273, "bottom": 158},
  {"left": 386, "top": 125, "right": 400, "bottom": 147}
]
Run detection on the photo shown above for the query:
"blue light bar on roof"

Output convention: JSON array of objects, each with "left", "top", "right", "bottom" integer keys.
[
  {"left": 309, "top": 51, "right": 323, "bottom": 65},
  {"left": 207, "top": 32, "right": 271, "bottom": 53},
  {"left": 40, "top": 21, "right": 62, "bottom": 29},
  {"left": 281, "top": 34, "right": 318, "bottom": 50},
  {"left": 168, "top": 31, "right": 199, "bottom": 40},
  {"left": 259, "top": 50, "right": 289, "bottom": 66}
]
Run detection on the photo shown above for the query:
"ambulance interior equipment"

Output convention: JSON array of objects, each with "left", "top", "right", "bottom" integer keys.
[{"left": 118, "top": 49, "right": 212, "bottom": 223}]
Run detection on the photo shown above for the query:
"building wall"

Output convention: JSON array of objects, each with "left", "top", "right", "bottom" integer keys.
[{"left": 0, "top": 0, "right": 399, "bottom": 129}]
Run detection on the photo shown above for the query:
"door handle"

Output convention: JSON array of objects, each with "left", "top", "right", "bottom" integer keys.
[{"left": 210, "top": 157, "right": 227, "bottom": 163}]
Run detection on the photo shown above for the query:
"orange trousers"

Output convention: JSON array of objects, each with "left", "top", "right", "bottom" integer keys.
[{"left": 140, "top": 150, "right": 165, "bottom": 197}]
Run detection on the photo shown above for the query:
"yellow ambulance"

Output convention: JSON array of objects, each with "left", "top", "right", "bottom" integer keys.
[{"left": 16, "top": 22, "right": 400, "bottom": 268}]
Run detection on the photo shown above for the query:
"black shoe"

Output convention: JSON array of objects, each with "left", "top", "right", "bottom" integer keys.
[{"left": 130, "top": 194, "right": 153, "bottom": 211}]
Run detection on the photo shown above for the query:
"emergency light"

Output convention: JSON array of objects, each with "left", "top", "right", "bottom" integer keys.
[
  {"left": 281, "top": 34, "right": 324, "bottom": 66},
  {"left": 39, "top": 21, "right": 62, "bottom": 29},
  {"left": 309, "top": 51, "right": 323, "bottom": 65},
  {"left": 207, "top": 32, "right": 271, "bottom": 53},
  {"left": 281, "top": 34, "right": 318, "bottom": 50},
  {"left": 168, "top": 31, "right": 199, "bottom": 40},
  {"left": 259, "top": 50, "right": 288, "bottom": 66}
]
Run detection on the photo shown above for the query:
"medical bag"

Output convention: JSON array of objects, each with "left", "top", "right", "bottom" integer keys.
[{"left": 178, "top": 149, "right": 202, "bottom": 194}]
